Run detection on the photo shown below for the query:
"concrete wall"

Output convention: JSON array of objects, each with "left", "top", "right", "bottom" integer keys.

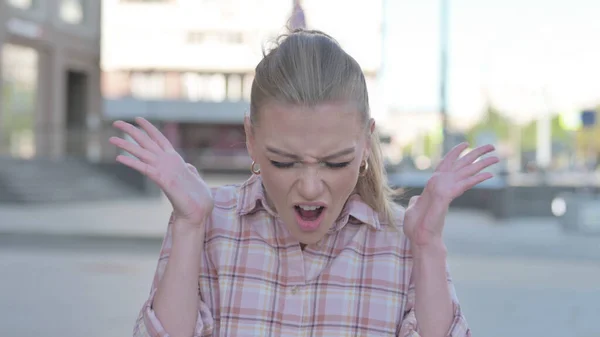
[{"left": 0, "top": 0, "right": 103, "bottom": 160}]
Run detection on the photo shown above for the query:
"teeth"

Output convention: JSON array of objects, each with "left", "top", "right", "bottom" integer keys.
[{"left": 298, "top": 205, "right": 322, "bottom": 211}]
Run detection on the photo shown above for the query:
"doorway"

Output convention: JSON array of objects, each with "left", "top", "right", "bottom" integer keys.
[{"left": 65, "top": 69, "right": 88, "bottom": 157}]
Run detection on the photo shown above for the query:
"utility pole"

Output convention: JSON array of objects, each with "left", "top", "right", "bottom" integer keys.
[
  {"left": 377, "top": 0, "right": 388, "bottom": 115},
  {"left": 379, "top": 0, "right": 387, "bottom": 84},
  {"left": 440, "top": 0, "right": 450, "bottom": 155},
  {"left": 536, "top": 87, "right": 552, "bottom": 170}
]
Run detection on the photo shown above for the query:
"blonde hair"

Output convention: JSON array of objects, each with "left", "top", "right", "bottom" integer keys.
[{"left": 249, "top": 29, "right": 400, "bottom": 226}]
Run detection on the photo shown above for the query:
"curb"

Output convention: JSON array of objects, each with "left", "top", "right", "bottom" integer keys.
[
  {"left": 0, "top": 231, "right": 164, "bottom": 253},
  {"left": 3, "top": 229, "right": 599, "bottom": 262}
]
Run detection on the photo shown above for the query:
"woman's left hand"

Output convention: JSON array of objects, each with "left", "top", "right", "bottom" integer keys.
[{"left": 403, "top": 143, "right": 499, "bottom": 248}]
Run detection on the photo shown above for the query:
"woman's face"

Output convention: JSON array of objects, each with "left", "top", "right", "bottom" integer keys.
[{"left": 246, "top": 101, "right": 374, "bottom": 244}]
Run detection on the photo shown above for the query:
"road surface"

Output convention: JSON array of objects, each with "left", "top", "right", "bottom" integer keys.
[{"left": 1, "top": 234, "right": 599, "bottom": 337}]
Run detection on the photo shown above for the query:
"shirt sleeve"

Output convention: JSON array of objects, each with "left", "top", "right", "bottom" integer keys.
[
  {"left": 132, "top": 213, "right": 215, "bottom": 337},
  {"left": 397, "top": 264, "right": 471, "bottom": 337}
]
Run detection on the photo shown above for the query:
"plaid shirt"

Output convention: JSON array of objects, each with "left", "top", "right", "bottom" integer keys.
[{"left": 133, "top": 174, "right": 471, "bottom": 337}]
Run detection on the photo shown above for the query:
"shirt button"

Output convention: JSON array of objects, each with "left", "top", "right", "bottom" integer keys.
[{"left": 291, "top": 286, "right": 298, "bottom": 294}]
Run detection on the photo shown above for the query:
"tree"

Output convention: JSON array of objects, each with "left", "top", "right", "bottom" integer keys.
[
  {"left": 519, "top": 114, "right": 572, "bottom": 151},
  {"left": 465, "top": 104, "right": 511, "bottom": 145}
]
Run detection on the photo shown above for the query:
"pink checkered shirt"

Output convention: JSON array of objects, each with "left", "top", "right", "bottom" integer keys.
[{"left": 133, "top": 174, "right": 471, "bottom": 337}]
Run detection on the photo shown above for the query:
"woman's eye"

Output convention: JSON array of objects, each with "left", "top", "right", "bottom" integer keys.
[
  {"left": 324, "top": 161, "right": 351, "bottom": 169},
  {"left": 270, "top": 160, "right": 351, "bottom": 169},
  {"left": 270, "top": 160, "right": 295, "bottom": 168}
]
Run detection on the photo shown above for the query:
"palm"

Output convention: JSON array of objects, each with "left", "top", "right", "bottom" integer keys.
[
  {"left": 403, "top": 143, "right": 499, "bottom": 246},
  {"left": 109, "top": 117, "right": 214, "bottom": 226}
]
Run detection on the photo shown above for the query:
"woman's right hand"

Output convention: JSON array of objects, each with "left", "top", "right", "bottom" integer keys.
[{"left": 109, "top": 117, "right": 214, "bottom": 228}]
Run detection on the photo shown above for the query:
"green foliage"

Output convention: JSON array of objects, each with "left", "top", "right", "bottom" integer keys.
[
  {"left": 465, "top": 104, "right": 572, "bottom": 151},
  {"left": 465, "top": 105, "right": 512, "bottom": 144},
  {"left": 405, "top": 103, "right": 592, "bottom": 158},
  {"left": 519, "top": 115, "right": 572, "bottom": 151}
]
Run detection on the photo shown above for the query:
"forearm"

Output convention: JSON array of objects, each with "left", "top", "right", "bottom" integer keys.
[
  {"left": 412, "top": 239, "right": 454, "bottom": 337},
  {"left": 153, "top": 221, "right": 205, "bottom": 337}
]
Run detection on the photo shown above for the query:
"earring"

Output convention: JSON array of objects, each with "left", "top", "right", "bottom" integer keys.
[
  {"left": 251, "top": 161, "right": 261, "bottom": 175},
  {"left": 359, "top": 160, "right": 369, "bottom": 176}
]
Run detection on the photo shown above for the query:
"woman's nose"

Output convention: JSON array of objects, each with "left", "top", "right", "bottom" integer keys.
[{"left": 297, "top": 168, "right": 324, "bottom": 200}]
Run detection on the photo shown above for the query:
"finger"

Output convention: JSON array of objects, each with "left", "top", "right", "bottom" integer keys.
[
  {"left": 455, "top": 172, "right": 493, "bottom": 194},
  {"left": 453, "top": 144, "right": 495, "bottom": 170},
  {"left": 408, "top": 195, "right": 420, "bottom": 207},
  {"left": 457, "top": 156, "right": 499, "bottom": 180},
  {"left": 116, "top": 154, "right": 160, "bottom": 181},
  {"left": 110, "top": 136, "right": 157, "bottom": 164},
  {"left": 436, "top": 142, "right": 470, "bottom": 172},
  {"left": 135, "top": 117, "right": 175, "bottom": 151},
  {"left": 113, "top": 120, "right": 161, "bottom": 153},
  {"left": 186, "top": 163, "right": 200, "bottom": 177}
]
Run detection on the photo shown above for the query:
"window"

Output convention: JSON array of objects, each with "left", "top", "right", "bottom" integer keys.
[
  {"left": 1, "top": 44, "right": 39, "bottom": 158},
  {"left": 226, "top": 74, "right": 242, "bottom": 101},
  {"left": 182, "top": 73, "right": 226, "bottom": 102},
  {"left": 243, "top": 74, "right": 253, "bottom": 101},
  {"left": 120, "top": 0, "right": 173, "bottom": 3},
  {"left": 6, "top": 0, "right": 37, "bottom": 10},
  {"left": 130, "top": 72, "right": 166, "bottom": 99},
  {"left": 186, "top": 31, "right": 244, "bottom": 45},
  {"left": 60, "top": 0, "right": 85, "bottom": 25}
]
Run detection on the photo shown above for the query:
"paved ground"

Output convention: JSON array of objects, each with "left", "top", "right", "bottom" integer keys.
[
  {"left": 1, "top": 237, "right": 599, "bottom": 337},
  {"left": 451, "top": 255, "right": 600, "bottom": 337},
  {"left": 2, "top": 187, "right": 599, "bottom": 261},
  {"left": 1, "top": 173, "right": 599, "bottom": 336}
]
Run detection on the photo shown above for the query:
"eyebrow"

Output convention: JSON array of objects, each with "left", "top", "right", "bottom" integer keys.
[{"left": 266, "top": 146, "right": 355, "bottom": 161}]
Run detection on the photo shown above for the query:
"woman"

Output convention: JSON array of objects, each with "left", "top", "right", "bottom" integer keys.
[{"left": 110, "top": 29, "right": 498, "bottom": 337}]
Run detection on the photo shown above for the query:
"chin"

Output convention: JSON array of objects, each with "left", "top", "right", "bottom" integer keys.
[
  {"left": 288, "top": 215, "right": 335, "bottom": 245},
  {"left": 293, "top": 230, "right": 327, "bottom": 245}
]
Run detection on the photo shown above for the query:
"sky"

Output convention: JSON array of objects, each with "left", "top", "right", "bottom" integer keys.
[{"left": 384, "top": 0, "right": 600, "bottom": 125}]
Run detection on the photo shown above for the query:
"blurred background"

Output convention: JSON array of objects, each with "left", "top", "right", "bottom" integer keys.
[{"left": 0, "top": 0, "right": 599, "bottom": 336}]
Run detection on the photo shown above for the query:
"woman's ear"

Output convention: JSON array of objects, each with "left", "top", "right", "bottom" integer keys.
[{"left": 363, "top": 118, "right": 376, "bottom": 161}]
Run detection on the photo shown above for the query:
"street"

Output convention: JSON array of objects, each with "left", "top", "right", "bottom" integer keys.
[
  {"left": 0, "top": 239, "right": 155, "bottom": 337},
  {"left": 1, "top": 174, "right": 599, "bottom": 337},
  {"left": 1, "top": 231, "right": 599, "bottom": 337}
]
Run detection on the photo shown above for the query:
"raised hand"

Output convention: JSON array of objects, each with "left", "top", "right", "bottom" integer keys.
[
  {"left": 109, "top": 117, "right": 214, "bottom": 227},
  {"left": 403, "top": 143, "right": 499, "bottom": 247}
]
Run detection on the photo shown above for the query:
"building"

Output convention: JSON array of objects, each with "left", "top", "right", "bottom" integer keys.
[
  {"left": 0, "top": 0, "right": 103, "bottom": 160},
  {"left": 101, "top": 0, "right": 383, "bottom": 171}
]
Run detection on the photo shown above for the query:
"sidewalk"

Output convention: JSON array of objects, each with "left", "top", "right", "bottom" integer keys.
[
  {"left": 0, "top": 195, "right": 172, "bottom": 239},
  {"left": 1, "top": 172, "right": 598, "bottom": 260},
  {"left": 0, "top": 173, "right": 250, "bottom": 240},
  {"left": 0, "top": 190, "right": 567, "bottom": 241}
]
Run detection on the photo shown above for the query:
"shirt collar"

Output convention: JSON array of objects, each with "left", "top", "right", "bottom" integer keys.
[
  {"left": 236, "top": 174, "right": 279, "bottom": 218},
  {"left": 236, "top": 175, "right": 381, "bottom": 231},
  {"left": 332, "top": 193, "right": 381, "bottom": 231}
]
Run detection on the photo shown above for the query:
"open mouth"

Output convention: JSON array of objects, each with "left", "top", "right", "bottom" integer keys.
[
  {"left": 294, "top": 205, "right": 326, "bottom": 232},
  {"left": 295, "top": 205, "right": 324, "bottom": 220}
]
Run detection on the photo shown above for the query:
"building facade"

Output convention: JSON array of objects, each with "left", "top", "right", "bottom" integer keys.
[
  {"left": 0, "top": 0, "right": 102, "bottom": 160},
  {"left": 101, "top": 0, "right": 382, "bottom": 100},
  {"left": 101, "top": 0, "right": 383, "bottom": 170}
]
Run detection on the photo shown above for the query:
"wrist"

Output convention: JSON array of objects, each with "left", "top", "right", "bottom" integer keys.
[
  {"left": 411, "top": 238, "right": 447, "bottom": 261},
  {"left": 171, "top": 211, "right": 209, "bottom": 230},
  {"left": 172, "top": 218, "right": 206, "bottom": 241}
]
